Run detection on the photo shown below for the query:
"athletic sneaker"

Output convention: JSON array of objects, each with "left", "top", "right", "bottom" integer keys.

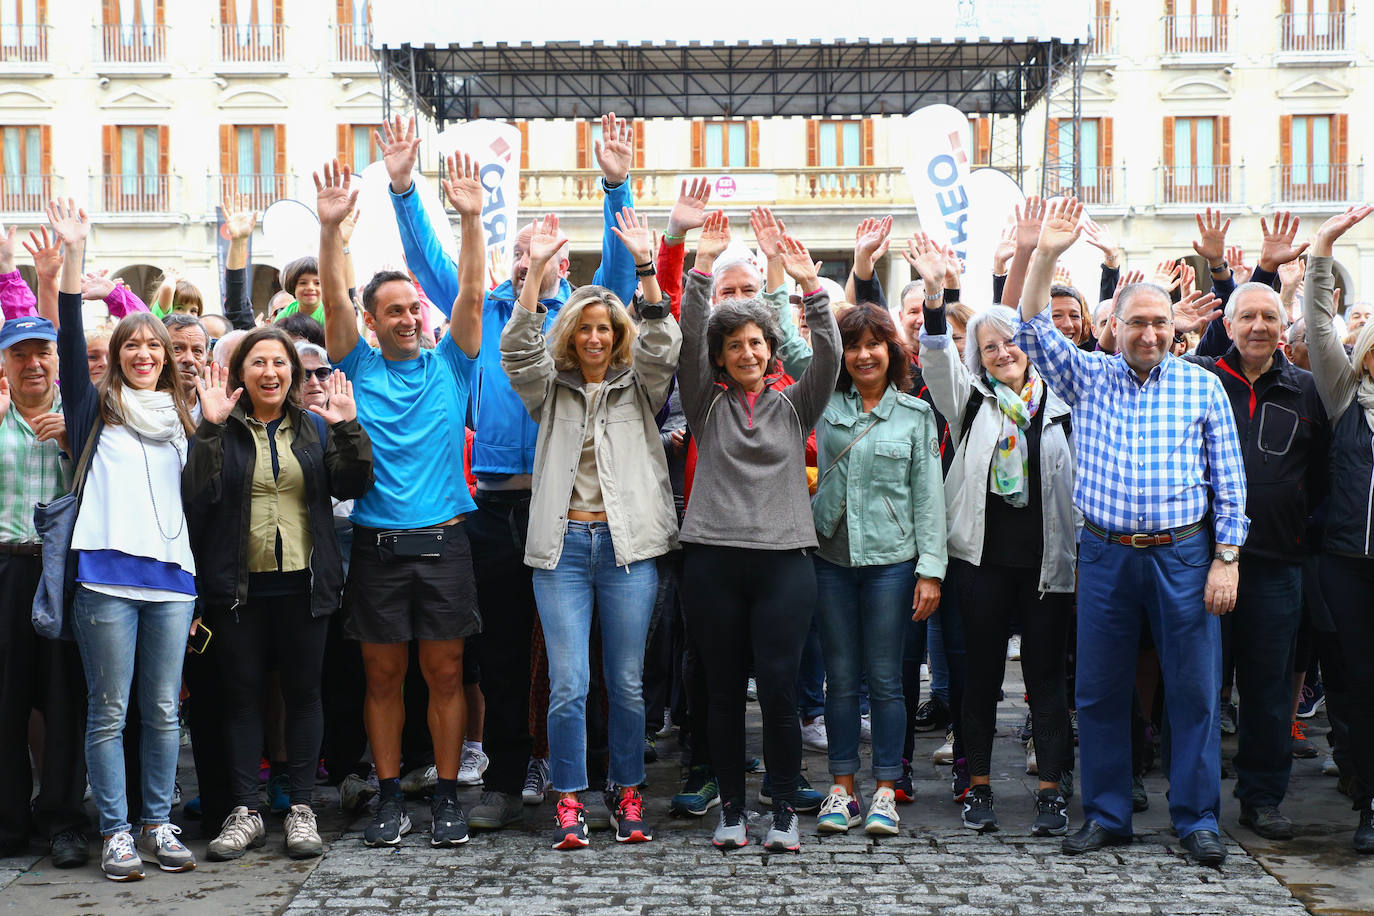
[
  {"left": 1031, "top": 788, "right": 1069, "bottom": 837},
  {"left": 1292, "top": 720, "right": 1319, "bottom": 759},
  {"left": 552, "top": 797, "right": 589, "bottom": 850},
  {"left": 1007, "top": 634, "right": 1021, "bottom": 660},
  {"left": 1322, "top": 754, "right": 1341, "bottom": 777},
  {"left": 523, "top": 757, "right": 551, "bottom": 805},
  {"left": 643, "top": 734, "right": 658, "bottom": 763},
  {"left": 893, "top": 760, "right": 916, "bottom": 804},
  {"left": 401, "top": 764, "right": 438, "bottom": 798},
  {"left": 759, "top": 773, "right": 824, "bottom": 813},
  {"left": 265, "top": 773, "right": 290, "bottom": 815},
  {"left": 712, "top": 801, "right": 749, "bottom": 849},
  {"left": 655, "top": 710, "right": 675, "bottom": 738},
  {"left": 670, "top": 766, "right": 721, "bottom": 816},
  {"left": 101, "top": 831, "right": 144, "bottom": 882},
  {"left": 1014, "top": 711, "right": 1034, "bottom": 743},
  {"left": 746, "top": 678, "right": 758, "bottom": 702},
  {"left": 610, "top": 788, "right": 652, "bottom": 843},
  {"left": 912, "top": 696, "right": 949, "bottom": 732},
  {"left": 1219, "top": 701, "right": 1238, "bottom": 737},
  {"left": 951, "top": 759, "right": 971, "bottom": 802},
  {"left": 961, "top": 785, "right": 998, "bottom": 832},
  {"left": 800, "top": 716, "right": 829, "bottom": 752},
  {"left": 763, "top": 804, "right": 801, "bottom": 852},
  {"left": 469, "top": 791, "right": 524, "bottom": 829},
  {"left": 1297, "top": 681, "right": 1325, "bottom": 719},
  {"left": 136, "top": 823, "right": 195, "bottom": 872},
  {"left": 339, "top": 772, "right": 379, "bottom": 815},
  {"left": 430, "top": 794, "right": 469, "bottom": 847},
  {"left": 1025, "top": 739, "right": 1038, "bottom": 775},
  {"left": 456, "top": 747, "right": 489, "bottom": 787},
  {"left": 816, "top": 785, "right": 862, "bottom": 834},
  {"left": 284, "top": 804, "right": 324, "bottom": 858},
  {"left": 1132, "top": 773, "right": 1149, "bottom": 812},
  {"left": 206, "top": 807, "right": 266, "bottom": 861},
  {"left": 932, "top": 728, "right": 955, "bottom": 765},
  {"left": 864, "top": 787, "right": 900, "bottom": 836},
  {"left": 859, "top": 714, "right": 873, "bottom": 744},
  {"left": 363, "top": 795, "right": 412, "bottom": 846}
]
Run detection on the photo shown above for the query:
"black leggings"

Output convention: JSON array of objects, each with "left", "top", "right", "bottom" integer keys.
[
  {"left": 680, "top": 544, "right": 814, "bottom": 809},
  {"left": 954, "top": 559, "right": 1073, "bottom": 783},
  {"left": 213, "top": 595, "right": 329, "bottom": 810},
  {"left": 1317, "top": 553, "right": 1374, "bottom": 805}
]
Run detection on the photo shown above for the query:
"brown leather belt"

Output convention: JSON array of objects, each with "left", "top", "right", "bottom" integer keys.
[
  {"left": 1082, "top": 519, "right": 1205, "bottom": 548},
  {"left": 0, "top": 542, "right": 42, "bottom": 556}
]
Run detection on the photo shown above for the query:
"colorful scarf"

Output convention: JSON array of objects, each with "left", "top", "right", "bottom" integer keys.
[{"left": 988, "top": 369, "right": 1044, "bottom": 508}]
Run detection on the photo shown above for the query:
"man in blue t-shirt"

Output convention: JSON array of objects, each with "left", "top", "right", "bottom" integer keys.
[{"left": 317, "top": 154, "right": 486, "bottom": 850}]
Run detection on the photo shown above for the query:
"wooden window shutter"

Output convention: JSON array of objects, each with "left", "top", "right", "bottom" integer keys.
[
  {"left": 103, "top": 0, "right": 117, "bottom": 25},
  {"left": 220, "top": 0, "right": 232, "bottom": 25},
  {"left": 861, "top": 118, "right": 874, "bottom": 166},
  {"left": 1217, "top": 116, "right": 1231, "bottom": 198},
  {"left": 516, "top": 121, "right": 529, "bottom": 169},
  {"left": 747, "top": 120, "right": 759, "bottom": 167},
  {"left": 273, "top": 0, "right": 284, "bottom": 26},
  {"left": 274, "top": 124, "right": 286, "bottom": 196},
  {"left": 1334, "top": 113, "right": 1348, "bottom": 196},
  {"left": 102, "top": 125, "right": 119, "bottom": 175},
  {"left": 576, "top": 121, "right": 589, "bottom": 169},
  {"left": 976, "top": 118, "right": 991, "bottom": 166},
  {"left": 39, "top": 125, "right": 51, "bottom": 177},
  {"left": 219, "top": 124, "right": 234, "bottom": 176},
  {"left": 1279, "top": 115, "right": 1293, "bottom": 167},
  {"left": 1100, "top": 118, "right": 1113, "bottom": 166},
  {"left": 337, "top": 124, "right": 351, "bottom": 170},
  {"left": 157, "top": 125, "right": 169, "bottom": 177},
  {"left": 633, "top": 124, "right": 645, "bottom": 168},
  {"left": 154, "top": 0, "right": 164, "bottom": 26},
  {"left": 1162, "top": 116, "right": 1175, "bottom": 171},
  {"left": 1164, "top": 0, "right": 1173, "bottom": 13},
  {"left": 806, "top": 120, "right": 819, "bottom": 167},
  {"left": 690, "top": 121, "right": 704, "bottom": 168},
  {"left": 337, "top": 0, "right": 348, "bottom": 22}
]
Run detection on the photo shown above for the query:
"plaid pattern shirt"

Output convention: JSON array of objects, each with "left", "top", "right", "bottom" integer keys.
[
  {"left": 1016, "top": 310, "right": 1249, "bottom": 547},
  {"left": 0, "top": 392, "right": 70, "bottom": 545}
]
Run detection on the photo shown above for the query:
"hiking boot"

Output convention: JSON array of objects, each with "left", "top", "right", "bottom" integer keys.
[
  {"left": 363, "top": 795, "right": 411, "bottom": 846},
  {"left": 1031, "top": 788, "right": 1069, "bottom": 837},
  {"left": 137, "top": 823, "right": 195, "bottom": 872},
  {"left": 469, "top": 791, "right": 523, "bottom": 830},
  {"left": 670, "top": 766, "right": 721, "bottom": 816},
  {"left": 207, "top": 807, "right": 266, "bottom": 861},
  {"left": 961, "top": 785, "right": 998, "bottom": 832},
  {"left": 285, "top": 804, "right": 324, "bottom": 858},
  {"left": 430, "top": 794, "right": 469, "bottom": 847},
  {"left": 400, "top": 764, "right": 437, "bottom": 798},
  {"left": 339, "top": 772, "right": 379, "bottom": 816},
  {"left": 611, "top": 788, "right": 652, "bottom": 843},
  {"left": 265, "top": 774, "right": 290, "bottom": 815}
]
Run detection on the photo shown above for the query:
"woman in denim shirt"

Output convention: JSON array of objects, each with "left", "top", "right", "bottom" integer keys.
[{"left": 811, "top": 304, "right": 947, "bottom": 836}]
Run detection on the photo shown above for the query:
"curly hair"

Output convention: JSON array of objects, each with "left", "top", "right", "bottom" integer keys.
[{"left": 706, "top": 297, "right": 783, "bottom": 382}]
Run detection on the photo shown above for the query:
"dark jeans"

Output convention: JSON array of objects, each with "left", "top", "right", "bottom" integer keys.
[
  {"left": 954, "top": 559, "right": 1072, "bottom": 783},
  {"left": 1230, "top": 557, "right": 1303, "bottom": 807},
  {"left": 797, "top": 618, "right": 826, "bottom": 721},
  {"left": 212, "top": 595, "right": 328, "bottom": 809},
  {"left": 467, "top": 490, "right": 537, "bottom": 796},
  {"left": 642, "top": 551, "right": 682, "bottom": 736},
  {"left": 0, "top": 554, "right": 87, "bottom": 846},
  {"left": 902, "top": 562, "right": 967, "bottom": 764},
  {"left": 1317, "top": 553, "right": 1374, "bottom": 805},
  {"left": 681, "top": 544, "right": 814, "bottom": 809}
]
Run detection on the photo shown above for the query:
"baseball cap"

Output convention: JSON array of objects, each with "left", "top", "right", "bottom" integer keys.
[{"left": 0, "top": 316, "right": 58, "bottom": 351}]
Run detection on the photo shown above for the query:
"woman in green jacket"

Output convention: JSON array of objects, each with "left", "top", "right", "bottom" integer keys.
[{"left": 811, "top": 303, "right": 947, "bottom": 837}]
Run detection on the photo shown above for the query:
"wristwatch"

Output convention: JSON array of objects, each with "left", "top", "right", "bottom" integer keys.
[{"left": 1214, "top": 548, "right": 1239, "bottom": 564}]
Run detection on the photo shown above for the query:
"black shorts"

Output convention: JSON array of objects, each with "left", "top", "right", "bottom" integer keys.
[{"left": 342, "top": 521, "right": 482, "bottom": 644}]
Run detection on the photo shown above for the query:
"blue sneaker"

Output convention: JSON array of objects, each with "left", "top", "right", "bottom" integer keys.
[
  {"left": 669, "top": 766, "right": 721, "bottom": 817},
  {"left": 266, "top": 774, "right": 289, "bottom": 815},
  {"left": 864, "top": 787, "right": 900, "bottom": 836},
  {"left": 759, "top": 773, "right": 824, "bottom": 813},
  {"left": 1297, "top": 681, "right": 1325, "bottom": 719},
  {"left": 816, "top": 785, "right": 861, "bottom": 834}
]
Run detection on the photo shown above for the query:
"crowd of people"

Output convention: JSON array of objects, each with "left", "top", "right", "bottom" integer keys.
[{"left": 1, "top": 112, "right": 1372, "bottom": 882}]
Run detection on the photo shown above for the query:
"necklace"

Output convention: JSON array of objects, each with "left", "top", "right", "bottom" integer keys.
[{"left": 134, "top": 431, "right": 185, "bottom": 541}]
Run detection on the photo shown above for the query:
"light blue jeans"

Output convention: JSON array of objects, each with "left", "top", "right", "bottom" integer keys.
[
  {"left": 71, "top": 585, "right": 195, "bottom": 836},
  {"left": 532, "top": 522, "right": 657, "bottom": 793}
]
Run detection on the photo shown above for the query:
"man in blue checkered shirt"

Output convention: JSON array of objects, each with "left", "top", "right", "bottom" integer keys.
[{"left": 1014, "top": 200, "right": 1248, "bottom": 866}]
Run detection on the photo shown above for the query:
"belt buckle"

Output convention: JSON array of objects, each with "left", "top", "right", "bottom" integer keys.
[{"left": 1129, "top": 533, "right": 1153, "bottom": 548}]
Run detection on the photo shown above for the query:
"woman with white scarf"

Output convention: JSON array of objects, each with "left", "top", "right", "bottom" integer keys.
[
  {"left": 50, "top": 200, "right": 199, "bottom": 882},
  {"left": 1301, "top": 204, "right": 1374, "bottom": 854},
  {"left": 913, "top": 238, "right": 1079, "bottom": 839}
]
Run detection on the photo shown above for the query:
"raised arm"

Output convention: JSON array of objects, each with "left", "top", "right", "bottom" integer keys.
[
  {"left": 83, "top": 270, "right": 150, "bottom": 319},
  {"left": 678, "top": 210, "right": 732, "bottom": 426},
  {"left": 380, "top": 116, "right": 460, "bottom": 314},
  {"left": 752, "top": 206, "right": 811, "bottom": 376},
  {"left": 658, "top": 178, "right": 711, "bottom": 320},
  {"left": 612, "top": 206, "right": 681, "bottom": 413},
  {"left": 42, "top": 202, "right": 100, "bottom": 441},
  {"left": 1020, "top": 198, "right": 1083, "bottom": 322},
  {"left": 999, "top": 196, "right": 1044, "bottom": 309},
  {"left": 750, "top": 206, "right": 788, "bottom": 300},
  {"left": 440, "top": 150, "right": 486, "bottom": 358},
  {"left": 315, "top": 161, "right": 361, "bottom": 362},
  {"left": 23, "top": 227, "right": 62, "bottom": 328},
  {"left": 911, "top": 241, "right": 972, "bottom": 426},
  {"left": 589, "top": 112, "right": 638, "bottom": 304},
  {"left": 0, "top": 220, "right": 38, "bottom": 321},
  {"left": 778, "top": 234, "right": 839, "bottom": 430},
  {"left": 500, "top": 215, "right": 564, "bottom": 421},
  {"left": 220, "top": 194, "right": 257, "bottom": 328},
  {"left": 1304, "top": 205, "right": 1374, "bottom": 415}
]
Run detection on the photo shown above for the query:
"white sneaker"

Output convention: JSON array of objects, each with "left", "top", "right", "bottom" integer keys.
[
  {"left": 801, "top": 717, "right": 829, "bottom": 753},
  {"left": 1025, "top": 739, "right": 1038, "bottom": 775},
  {"left": 932, "top": 728, "right": 955, "bottom": 765},
  {"left": 457, "top": 746, "right": 489, "bottom": 787},
  {"left": 1007, "top": 635, "right": 1021, "bottom": 660},
  {"left": 859, "top": 714, "right": 873, "bottom": 744},
  {"left": 284, "top": 804, "right": 323, "bottom": 859},
  {"left": 523, "top": 756, "right": 551, "bottom": 805},
  {"left": 1322, "top": 754, "right": 1341, "bottom": 777},
  {"left": 401, "top": 764, "right": 438, "bottom": 797},
  {"left": 655, "top": 710, "right": 675, "bottom": 739},
  {"left": 206, "top": 806, "right": 266, "bottom": 861}
]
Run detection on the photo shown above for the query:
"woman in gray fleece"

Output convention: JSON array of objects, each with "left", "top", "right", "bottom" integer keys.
[{"left": 676, "top": 211, "right": 840, "bottom": 852}]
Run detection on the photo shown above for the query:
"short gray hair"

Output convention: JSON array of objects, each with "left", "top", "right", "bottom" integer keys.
[
  {"left": 163, "top": 312, "right": 208, "bottom": 346},
  {"left": 711, "top": 257, "right": 764, "bottom": 299},
  {"left": 1286, "top": 317, "right": 1306, "bottom": 345},
  {"left": 706, "top": 297, "right": 783, "bottom": 381},
  {"left": 899, "top": 281, "right": 925, "bottom": 307},
  {"left": 963, "top": 304, "right": 1021, "bottom": 379},
  {"left": 1225, "top": 281, "right": 1287, "bottom": 327},
  {"left": 294, "top": 340, "right": 330, "bottom": 364}
]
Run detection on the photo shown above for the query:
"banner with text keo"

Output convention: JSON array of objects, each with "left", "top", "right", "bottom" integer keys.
[{"left": 437, "top": 120, "right": 523, "bottom": 290}]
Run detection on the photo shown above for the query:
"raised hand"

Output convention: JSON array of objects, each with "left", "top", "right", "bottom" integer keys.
[
  {"left": 1083, "top": 217, "right": 1119, "bottom": 267},
  {"left": 376, "top": 115, "right": 421, "bottom": 193},
  {"left": 1151, "top": 258, "right": 1182, "bottom": 293},
  {"left": 340, "top": 205, "right": 361, "bottom": 245},
  {"left": 30, "top": 412, "right": 68, "bottom": 453},
  {"left": 1278, "top": 256, "right": 1305, "bottom": 291},
  {"left": 1015, "top": 196, "right": 1046, "bottom": 249},
  {"left": 778, "top": 234, "right": 820, "bottom": 292},
  {"left": 0, "top": 220, "right": 17, "bottom": 272},
  {"left": 1227, "top": 245, "right": 1252, "bottom": 284},
  {"left": 594, "top": 112, "right": 634, "bottom": 185},
  {"left": 222, "top": 194, "right": 258, "bottom": 240},
  {"left": 46, "top": 198, "right": 90, "bottom": 246},
  {"left": 441, "top": 151, "right": 484, "bottom": 217},
  {"left": 526, "top": 214, "right": 566, "bottom": 265},
  {"left": 81, "top": 268, "right": 122, "bottom": 301},
  {"left": 1052, "top": 264, "right": 1073, "bottom": 287},
  {"left": 194, "top": 363, "right": 242, "bottom": 425},
  {"left": 853, "top": 216, "right": 892, "bottom": 266},
  {"left": 1173, "top": 290, "right": 1223, "bottom": 334},
  {"left": 313, "top": 160, "right": 359, "bottom": 229},
  {"left": 1178, "top": 261, "right": 1197, "bottom": 297},
  {"left": 309, "top": 370, "right": 355, "bottom": 424},
  {"left": 1191, "top": 207, "right": 1230, "bottom": 265},
  {"left": 1036, "top": 197, "right": 1083, "bottom": 258},
  {"left": 668, "top": 178, "right": 711, "bottom": 238},
  {"left": 1110, "top": 268, "right": 1146, "bottom": 314},
  {"left": 941, "top": 244, "right": 964, "bottom": 288},
  {"left": 610, "top": 206, "right": 657, "bottom": 264},
  {"left": 904, "top": 235, "right": 945, "bottom": 287},
  {"left": 749, "top": 206, "right": 785, "bottom": 260},
  {"left": 695, "top": 210, "right": 731, "bottom": 270},
  {"left": 1311, "top": 204, "right": 1374, "bottom": 256},
  {"left": 1258, "top": 210, "right": 1310, "bottom": 271},
  {"left": 22, "top": 228, "right": 62, "bottom": 287},
  {"left": 992, "top": 224, "right": 1017, "bottom": 273}
]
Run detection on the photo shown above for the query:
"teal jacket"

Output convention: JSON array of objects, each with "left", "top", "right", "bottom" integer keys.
[{"left": 812, "top": 385, "right": 948, "bottom": 579}]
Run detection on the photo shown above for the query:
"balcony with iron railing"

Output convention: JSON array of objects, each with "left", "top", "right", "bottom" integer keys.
[
  {"left": 212, "top": 174, "right": 291, "bottom": 212},
  {"left": 90, "top": 174, "right": 181, "bottom": 216},
  {"left": 1271, "top": 163, "right": 1362, "bottom": 208},
  {"left": 1040, "top": 166, "right": 1125, "bottom": 208},
  {"left": 1163, "top": 13, "right": 1230, "bottom": 57},
  {"left": 95, "top": 23, "right": 167, "bottom": 66},
  {"left": 218, "top": 22, "right": 284, "bottom": 67},
  {"left": 1155, "top": 164, "right": 1242, "bottom": 208},
  {"left": 0, "top": 174, "right": 59, "bottom": 213},
  {"left": 517, "top": 166, "right": 911, "bottom": 209},
  {"left": 1277, "top": 11, "right": 1352, "bottom": 61},
  {"left": 0, "top": 23, "right": 50, "bottom": 69}
]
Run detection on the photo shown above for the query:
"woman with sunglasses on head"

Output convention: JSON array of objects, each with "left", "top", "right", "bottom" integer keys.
[{"left": 183, "top": 326, "right": 373, "bottom": 862}]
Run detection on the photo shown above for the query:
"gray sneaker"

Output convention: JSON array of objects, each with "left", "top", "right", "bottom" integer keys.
[
  {"left": 763, "top": 805, "right": 801, "bottom": 852},
  {"left": 468, "top": 791, "right": 523, "bottom": 830},
  {"left": 207, "top": 807, "right": 266, "bottom": 861},
  {"left": 1239, "top": 802, "right": 1295, "bottom": 841},
  {"left": 712, "top": 802, "right": 749, "bottom": 849},
  {"left": 136, "top": 823, "right": 196, "bottom": 872},
  {"left": 339, "top": 773, "right": 378, "bottom": 816},
  {"left": 400, "top": 765, "right": 437, "bottom": 798},
  {"left": 101, "top": 831, "right": 144, "bottom": 882}
]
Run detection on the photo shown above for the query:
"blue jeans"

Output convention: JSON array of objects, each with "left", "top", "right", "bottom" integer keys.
[
  {"left": 928, "top": 613, "right": 949, "bottom": 703},
  {"left": 531, "top": 522, "right": 657, "bottom": 793},
  {"left": 814, "top": 558, "right": 915, "bottom": 781},
  {"left": 797, "top": 618, "right": 826, "bottom": 720},
  {"left": 70, "top": 585, "right": 195, "bottom": 836}
]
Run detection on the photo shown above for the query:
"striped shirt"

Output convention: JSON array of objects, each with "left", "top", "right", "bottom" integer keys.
[
  {"left": 1015, "top": 309, "right": 1249, "bottom": 547},
  {"left": 0, "top": 392, "right": 69, "bottom": 544}
]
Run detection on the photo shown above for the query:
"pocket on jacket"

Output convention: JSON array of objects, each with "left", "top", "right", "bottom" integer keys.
[{"left": 872, "top": 440, "right": 912, "bottom": 481}]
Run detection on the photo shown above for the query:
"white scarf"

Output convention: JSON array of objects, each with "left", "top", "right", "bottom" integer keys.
[
  {"left": 1358, "top": 377, "right": 1374, "bottom": 435},
  {"left": 116, "top": 387, "right": 186, "bottom": 444}
]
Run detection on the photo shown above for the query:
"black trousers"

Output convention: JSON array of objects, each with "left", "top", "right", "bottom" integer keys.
[
  {"left": 467, "top": 490, "right": 538, "bottom": 797},
  {"left": 1317, "top": 553, "right": 1374, "bottom": 805},
  {"left": 954, "top": 558, "right": 1073, "bottom": 783},
  {"left": 642, "top": 551, "right": 681, "bottom": 737},
  {"left": 681, "top": 544, "right": 814, "bottom": 809},
  {"left": 183, "top": 635, "right": 232, "bottom": 834},
  {"left": 0, "top": 554, "right": 88, "bottom": 846}
]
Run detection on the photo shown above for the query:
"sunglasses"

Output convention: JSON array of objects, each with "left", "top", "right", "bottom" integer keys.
[{"left": 304, "top": 367, "right": 334, "bottom": 382}]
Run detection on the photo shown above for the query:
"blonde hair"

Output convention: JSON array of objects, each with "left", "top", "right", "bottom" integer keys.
[
  {"left": 546, "top": 285, "right": 637, "bottom": 374},
  {"left": 1352, "top": 319, "right": 1374, "bottom": 382}
]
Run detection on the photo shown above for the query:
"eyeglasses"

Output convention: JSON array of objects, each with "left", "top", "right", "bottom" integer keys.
[
  {"left": 304, "top": 367, "right": 333, "bottom": 382},
  {"left": 981, "top": 340, "right": 1018, "bottom": 357},
  {"left": 1122, "top": 318, "right": 1173, "bottom": 332}
]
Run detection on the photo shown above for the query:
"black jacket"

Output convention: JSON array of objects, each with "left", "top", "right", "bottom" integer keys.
[
  {"left": 1187, "top": 347, "right": 1328, "bottom": 560},
  {"left": 182, "top": 403, "right": 373, "bottom": 616}
]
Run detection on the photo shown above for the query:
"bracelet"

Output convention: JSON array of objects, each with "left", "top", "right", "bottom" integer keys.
[
  {"left": 664, "top": 232, "right": 685, "bottom": 241},
  {"left": 923, "top": 290, "right": 943, "bottom": 301},
  {"left": 634, "top": 260, "right": 653, "bottom": 269},
  {"left": 635, "top": 265, "right": 656, "bottom": 278},
  {"left": 1208, "top": 261, "right": 1227, "bottom": 272}
]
